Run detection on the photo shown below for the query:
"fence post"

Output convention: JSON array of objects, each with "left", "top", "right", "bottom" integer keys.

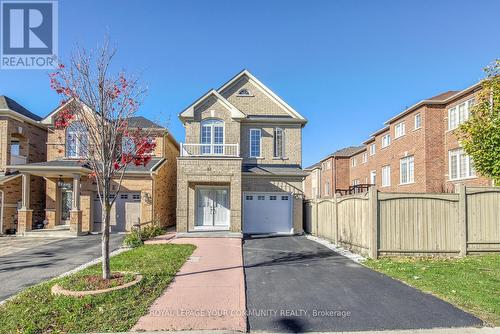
[
  {"left": 333, "top": 193, "right": 339, "bottom": 244},
  {"left": 369, "top": 187, "right": 378, "bottom": 259},
  {"left": 458, "top": 184, "right": 467, "bottom": 257}
]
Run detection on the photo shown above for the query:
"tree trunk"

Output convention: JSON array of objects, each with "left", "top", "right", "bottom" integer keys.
[{"left": 101, "top": 188, "right": 111, "bottom": 279}]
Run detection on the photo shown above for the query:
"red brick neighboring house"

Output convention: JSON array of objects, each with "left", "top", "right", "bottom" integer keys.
[{"left": 304, "top": 81, "right": 494, "bottom": 198}]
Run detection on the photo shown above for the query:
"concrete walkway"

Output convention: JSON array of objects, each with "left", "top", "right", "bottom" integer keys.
[{"left": 133, "top": 236, "right": 246, "bottom": 332}]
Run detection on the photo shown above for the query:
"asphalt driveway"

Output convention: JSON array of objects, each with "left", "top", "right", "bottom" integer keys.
[
  {"left": 243, "top": 236, "right": 482, "bottom": 332},
  {"left": 0, "top": 234, "right": 124, "bottom": 302}
]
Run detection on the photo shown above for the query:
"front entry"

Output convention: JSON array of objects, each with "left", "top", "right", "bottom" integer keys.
[
  {"left": 60, "top": 189, "right": 73, "bottom": 225},
  {"left": 195, "top": 187, "right": 230, "bottom": 230}
]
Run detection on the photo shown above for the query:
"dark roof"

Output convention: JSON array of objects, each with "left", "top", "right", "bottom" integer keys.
[
  {"left": 426, "top": 90, "right": 460, "bottom": 101},
  {"left": 20, "top": 157, "right": 164, "bottom": 172},
  {"left": 331, "top": 146, "right": 365, "bottom": 157},
  {"left": 0, "top": 96, "right": 42, "bottom": 121},
  {"left": 242, "top": 164, "right": 307, "bottom": 177},
  {"left": 304, "top": 162, "right": 320, "bottom": 170},
  {"left": 127, "top": 116, "right": 164, "bottom": 129}
]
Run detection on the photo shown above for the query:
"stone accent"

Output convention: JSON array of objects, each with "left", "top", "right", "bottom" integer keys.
[
  {"left": 177, "top": 158, "right": 242, "bottom": 233},
  {"left": 17, "top": 209, "right": 32, "bottom": 234}
]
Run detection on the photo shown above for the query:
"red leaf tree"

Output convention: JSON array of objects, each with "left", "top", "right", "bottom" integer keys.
[{"left": 50, "top": 39, "right": 156, "bottom": 279}]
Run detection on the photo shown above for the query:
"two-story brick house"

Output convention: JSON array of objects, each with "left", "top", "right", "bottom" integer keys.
[
  {"left": 13, "top": 102, "right": 179, "bottom": 236},
  {"left": 177, "top": 70, "right": 307, "bottom": 236},
  {"left": 304, "top": 80, "right": 494, "bottom": 198},
  {"left": 0, "top": 96, "right": 47, "bottom": 234}
]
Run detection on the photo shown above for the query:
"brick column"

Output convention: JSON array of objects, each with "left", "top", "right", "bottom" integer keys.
[{"left": 17, "top": 173, "right": 33, "bottom": 234}]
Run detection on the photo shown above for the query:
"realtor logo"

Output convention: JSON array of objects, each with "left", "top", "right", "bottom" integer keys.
[{"left": 1, "top": 0, "right": 58, "bottom": 69}]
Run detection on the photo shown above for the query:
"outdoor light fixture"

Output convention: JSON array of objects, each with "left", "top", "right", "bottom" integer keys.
[{"left": 57, "top": 176, "right": 65, "bottom": 188}]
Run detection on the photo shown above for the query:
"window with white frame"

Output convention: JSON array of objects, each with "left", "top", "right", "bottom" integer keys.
[
  {"left": 274, "top": 127, "right": 285, "bottom": 158},
  {"left": 448, "top": 99, "right": 474, "bottom": 130},
  {"left": 370, "top": 170, "right": 376, "bottom": 185},
  {"left": 382, "top": 134, "right": 391, "bottom": 148},
  {"left": 400, "top": 155, "right": 414, "bottom": 184},
  {"left": 324, "top": 181, "right": 330, "bottom": 196},
  {"left": 122, "top": 136, "right": 136, "bottom": 154},
  {"left": 353, "top": 179, "right": 360, "bottom": 186},
  {"left": 249, "top": 129, "right": 261, "bottom": 157},
  {"left": 395, "top": 121, "right": 406, "bottom": 138},
  {"left": 449, "top": 148, "right": 475, "bottom": 180},
  {"left": 201, "top": 119, "right": 224, "bottom": 155},
  {"left": 66, "top": 121, "right": 88, "bottom": 158},
  {"left": 369, "top": 143, "right": 376, "bottom": 156},
  {"left": 237, "top": 88, "right": 251, "bottom": 96},
  {"left": 351, "top": 157, "right": 357, "bottom": 167},
  {"left": 382, "top": 165, "right": 391, "bottom": 187},
  {"left": 362, "top": 152, "right": 367, "bottom": 163},
  {"left": 414, "top": 113, "right": 421, "bottom": 129},
  {"left": 10, "top": 140, "right": 20, "bottom": 156}
]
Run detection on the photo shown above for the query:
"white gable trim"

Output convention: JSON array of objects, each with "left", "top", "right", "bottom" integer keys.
[
  {"left": 218, "top": 69, "right": 306, "bottom": 121},
  {"left": 178, "top": 89, "right": 246, "bottom": 121},
  {"left": 42, "top": 98, "right": 76, "bottom": 125}
]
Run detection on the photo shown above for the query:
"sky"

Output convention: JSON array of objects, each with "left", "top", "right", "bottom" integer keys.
[{"left": 1, "top": 0, "right": 499, "bottom": 167}]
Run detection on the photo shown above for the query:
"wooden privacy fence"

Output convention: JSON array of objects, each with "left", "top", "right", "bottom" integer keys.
[{"left": 304, "top": 186, "right": 500, "bottom": 258}]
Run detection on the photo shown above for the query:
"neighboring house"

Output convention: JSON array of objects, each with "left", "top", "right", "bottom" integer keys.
[
  {"left": 303, "top": 146, "right": 363, "bottom": 199},
  {"left": 0, "top": 96, "right": 47, "bottom": 234},
  {"left": 177, "top": 70, "right": 307, "bottom": 236},
  {"left": 305, "top": 81, "right": 494, "bottom": 195},
  {"left": 12, "top": 102, "right": 179, "bottom": 235}
]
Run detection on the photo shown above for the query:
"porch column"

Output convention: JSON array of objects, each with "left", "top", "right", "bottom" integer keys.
[
  {"left": 17, "top": 172, "right": 33, "bottom": 235},
  {"left": 69, "top": 174, "right": 83, "bottom": 235}
]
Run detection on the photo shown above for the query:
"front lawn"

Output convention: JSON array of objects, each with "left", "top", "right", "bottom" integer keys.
[
  {"left": 0, "top": 244, "right": 195, "bottom": 334},
  {"left": 364, "top": 255, "right": 500, "bottom": 325}
]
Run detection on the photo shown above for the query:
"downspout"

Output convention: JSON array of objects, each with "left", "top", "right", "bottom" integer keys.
[{"left": 0, "top": 189, "right": 4, "bottom": 234}]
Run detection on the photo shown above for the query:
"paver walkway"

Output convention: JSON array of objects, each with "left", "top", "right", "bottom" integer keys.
[{"left": 133, "top": 236, "right": 246, "bottom": 332}]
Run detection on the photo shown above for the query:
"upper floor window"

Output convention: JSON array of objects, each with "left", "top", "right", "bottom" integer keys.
[
  {"left": 66, "top": 121, "right": 88, "bottom": 158},
  {"left": 448, "top": 99, "right": 474, "bottom": 130},
  {"left": 237, "top": 88, "right": 252, "bottom": 96},
  {"left": 370, "top": 170, "right": 377, "bottom": 185},
  {"left": 449, "top": 148, "right": 475, "bottom": 180},
  {"left": 10, "top": 140, "right": 20, "bottom": 156},
  {"left": 122, "top": 136, "right": 136, "bottom": 154},
  {"left": 382, "top": 134, "right": 391, "bottom": 148},
  {"left": 351, "top": 157, "right": 357, "bottom": 167},
  {"left": 322, "top": 160, "right": 331, "bottom": 170},
  {"left": 353, "top": 179, "right": 360, "bottom": 186},
  {"left": 369, "top": 143, "right": 376, "bottom": 156},
  {"left": 249, "top": 128, "right": 261, "bottom": 158},
  {"left": 414, "top": 113, "right": 422, "bottom": 129},
  {"left": 201, "top": 119, "right": 224, "bottom": 154},
  {"left": 273, "top": 127, "right": 285, "bottom": 158},
  {"left": 394, "top": 121, "right": 405, "bottom": 138},
  {"left": 362, "top": 152, "right": 367, "bottom": 164},
  {"left": 400, "top": 155, "right": 414, "bottom": 184},
  {"left": 324, "top": 181, "right": 330, "bottom": 196}
]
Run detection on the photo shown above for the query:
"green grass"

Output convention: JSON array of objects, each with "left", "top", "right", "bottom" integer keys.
[
  {"left": 364, "top": 255, "right": 500, "bottom": 325},
  {"left": 0, "top": 244, "right": 195, "bottom": 334}
]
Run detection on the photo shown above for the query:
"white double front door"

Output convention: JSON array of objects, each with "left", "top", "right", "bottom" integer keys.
[{"left": 196, "top": 187, "right": 230, "bottom": 229}]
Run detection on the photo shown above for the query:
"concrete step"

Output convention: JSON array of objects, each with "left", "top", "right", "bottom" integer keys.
[{"left": 23, "top": 228, "right": 77, "bottom": 238}]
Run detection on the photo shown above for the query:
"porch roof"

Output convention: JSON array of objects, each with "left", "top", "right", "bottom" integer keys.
[
  {"left": 7, "top": 157, "right": 166, "bottom": 177},
  {"left": 242, "top": 164, "right": 308, "bottom": 177}
]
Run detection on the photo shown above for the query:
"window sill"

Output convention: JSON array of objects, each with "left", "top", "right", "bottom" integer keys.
[
  {"left": 273, "top": 157, "right": 289, "bottom": 160},
  {"left": 393, "top": 135, "right": 405, "bottom": 141},
  {"left": 413, "top": 127, "right": 422, "bottom": 131},
  {"left": 380, "top": 185, "right": 390, "bottom": 188},
  {"left": 249, "top": 156, "right": 264, "bottom": 160},
  {"left": 236, "top": 94, "right": 255, "bottom": 97},
  {"left": 449, "top": 176, "right": 477, "bottom": 182},
  {"left": 399, "top": 182, "right": 415, "bottom": 186}
]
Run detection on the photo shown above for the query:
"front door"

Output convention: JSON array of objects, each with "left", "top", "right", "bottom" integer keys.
[
  {"left": 61, "top": 189, "right": 72, "bottom": 225},
  {"left": 196, "top": 187, "right": 230, "bottom": 229}
]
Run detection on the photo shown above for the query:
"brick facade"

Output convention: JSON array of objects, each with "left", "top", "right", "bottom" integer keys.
[{"left": 304, "top": 82, "right": 493, "bottom": 198}]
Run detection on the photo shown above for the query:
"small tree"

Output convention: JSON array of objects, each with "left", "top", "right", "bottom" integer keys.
[
  {"left": 50, "top": 39, "right": 156, "bottom": 279},
  {"left": 458, "top": 60, "right": 500, "bottom": 185}
]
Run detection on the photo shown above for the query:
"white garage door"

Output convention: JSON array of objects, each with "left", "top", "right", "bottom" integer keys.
[
  {"left": 93, "top": 192, "right": 141, "bottom": 232},
  {"left": 243, "top": 192, "right": 293, "bottom": 234}
]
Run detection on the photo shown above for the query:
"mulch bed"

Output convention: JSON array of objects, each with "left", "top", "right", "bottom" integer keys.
[{"left": 60, "top": 272, "right": 136, "bottom": 291}]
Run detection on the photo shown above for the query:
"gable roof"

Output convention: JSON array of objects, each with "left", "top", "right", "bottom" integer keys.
[
  {"left": 178, "top": 89, "right": 246, "bottom": 122},
  {"left": 127, "top": 116, "right": 164, "bottom": 129},
  {"left": 217, "top": 69, "right": 307, "bottom": 122},
  {"left": 0, "top": 95, "right": 42, "bottom": 121}
]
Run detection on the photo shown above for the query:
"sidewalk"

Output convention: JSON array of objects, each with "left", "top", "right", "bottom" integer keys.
[{"left": 132, "top": 235, "right": 246, "bottom": 332}]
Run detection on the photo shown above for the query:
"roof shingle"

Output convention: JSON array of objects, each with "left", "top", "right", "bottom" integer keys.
[{"left": 0, "top": 96, "right": 42, "bottom": 121}]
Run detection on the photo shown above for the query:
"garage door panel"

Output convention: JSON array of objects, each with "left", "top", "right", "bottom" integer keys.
[
  {"left": 93, "top": 192, "right": 141, "bottom": 232},
  {"left": 243, "top": 192, "right": 292, "bottom": 234}
]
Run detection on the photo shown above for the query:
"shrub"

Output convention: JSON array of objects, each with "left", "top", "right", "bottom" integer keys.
[
  {"left": 123, "top": 230, "right": 143, "bottom": 248},
  {"left": 123, "top": 220, "right": 165, "bottom": 248}
]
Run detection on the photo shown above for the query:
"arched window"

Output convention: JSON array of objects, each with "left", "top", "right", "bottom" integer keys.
[
  {"left": 200, "top": 119, "right": 224, "bottom": 154},
  {"left": 237, "top": 88, "right": 251, "bottom": 96},
  {"left": 66, "top": 121, "right": 88, "bottom": 158}
]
